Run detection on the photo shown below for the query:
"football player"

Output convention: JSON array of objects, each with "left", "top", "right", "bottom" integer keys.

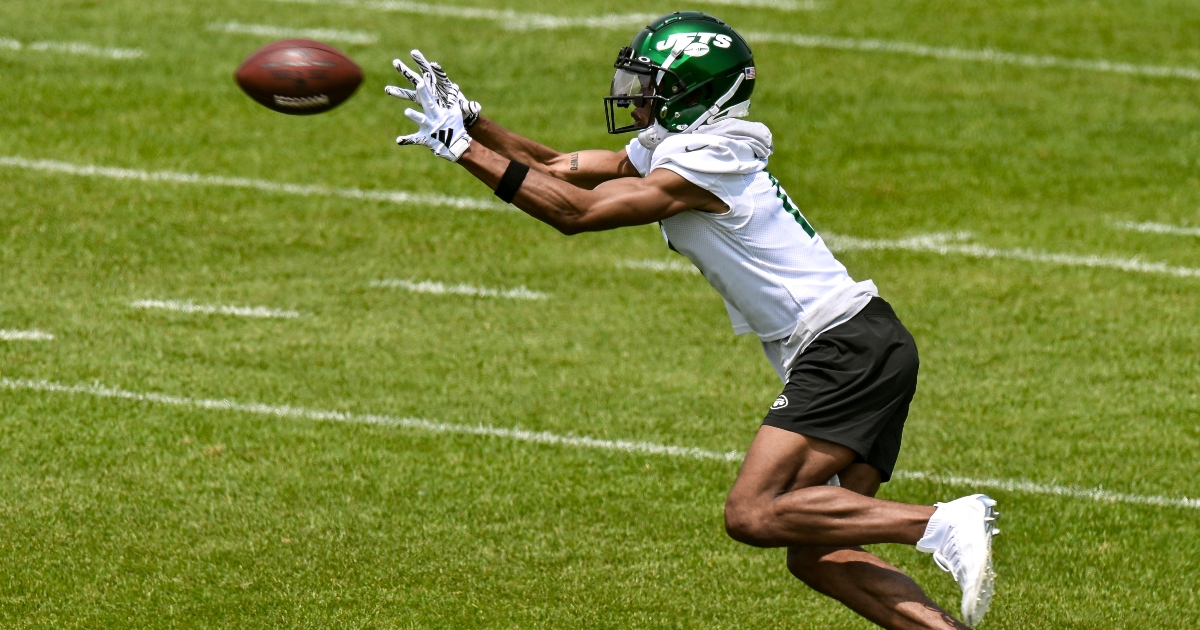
[{"left": 388, "top": 11, "right": 1000, "bottom": 629}]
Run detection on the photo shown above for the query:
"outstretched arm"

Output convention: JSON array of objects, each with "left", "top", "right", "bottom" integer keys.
[
  {"left": 386, "top": 52, "right": 725, "bottom": 230},
  {"left": 385, "top": 51, "right": 635, "bottom": 189},
  {"left": 458, "top": 142, "right": 726, "bottom": 235},
  {"left": 469, "top": 117, "right": 638, "bottom": 189}
]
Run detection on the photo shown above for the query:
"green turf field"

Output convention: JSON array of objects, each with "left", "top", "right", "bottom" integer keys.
[{"left": 2, "top": 0, "right": 1198, "bottom": 627}]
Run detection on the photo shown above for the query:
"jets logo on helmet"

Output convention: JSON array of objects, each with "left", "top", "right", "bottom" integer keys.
[
  {"left": 604, "top": 11, "right": 756, "bottom": 135},
  {"left": 654, "top": 32, "right": 734, "bottom": 57}
]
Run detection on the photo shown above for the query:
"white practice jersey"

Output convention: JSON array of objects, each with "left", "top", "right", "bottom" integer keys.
[{"left": 625, "top": 119, "right": 879, "bottom": 378}]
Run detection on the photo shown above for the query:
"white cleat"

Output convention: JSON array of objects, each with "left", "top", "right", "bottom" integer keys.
[{"left": 917, "top": 494, "right": 1000, "bottom": 626}]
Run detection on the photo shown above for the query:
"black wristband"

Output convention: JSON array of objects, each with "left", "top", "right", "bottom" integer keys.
[{"left": 494, "top": 160, "right": 530, "bottom": 204}]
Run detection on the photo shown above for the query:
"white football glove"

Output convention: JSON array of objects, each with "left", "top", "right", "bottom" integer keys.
[
  {"left": 385, "top": 60, "right": 472, "bottom": 162},
  {"left": 388, "top": 50, "right": 482, "bottom": 128}
]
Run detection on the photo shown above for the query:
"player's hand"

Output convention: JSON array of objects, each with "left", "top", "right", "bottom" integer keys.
[
  {"left": 386, "top": 60, "right": 472, "bottom": 162},
  {"left": 388, "top": 50, "right": 482, "bottom": 128}
]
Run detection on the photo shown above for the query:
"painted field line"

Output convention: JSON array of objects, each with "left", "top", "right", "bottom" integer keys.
[
  {"left": 892, "top": 471, "right": 1200, "bottom": 511},
  {"left": 0, "top": 330, "right": 54, "bottom": 341},
  {"left": 1114, "top": 221, "right": 1200, "bottom": 237},
  {"left": 274, "top": 2, "right": 1200, "bottom": 81},
  {"left": 685, "top": 0, "right": 821, "bottom": 10},
  {"left": 0, "top": 156, "right": 507, "bottom": 212},
  {"left": 621, "top": 233, "right": 1200, "bottom": 280},
  {"left": 371, "top": 279, "right": 549, "bottom": 300},
  {"left": 131, "top": 300, "right": 303, "bottom": 319},
  {"left": 4, "top": 376, "right": 1197, "bottom": 510},
  {"left": 208, "top": 21, "right": 378, "bottom": 45},
  {"left": 825, "top": 232, "right": 1200, "bottom": 279},
  {"left": 0, "top": 378, "right": 740, "bottom": 463},
  {"left": 0, "top": 37, "right": 143, "bottom": 60},
  {"left": 619, "top": 259, "right": 700, "bottom": 274},
  {"left": 742, "top": 32, "right": 1200, "bottom": 81},
  {"left": 274, "top": 0, "right": 657, "bottom": 30}
]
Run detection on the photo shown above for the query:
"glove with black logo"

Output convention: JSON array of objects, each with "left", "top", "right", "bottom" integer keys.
[
  {"left": 386, "top": 58, "right": 472, "bottom": 162},
  {"left": 388, "top": 50, "right": 482, "bottom": 128}
]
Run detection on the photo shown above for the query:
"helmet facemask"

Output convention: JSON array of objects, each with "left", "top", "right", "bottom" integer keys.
[{"left": 604, "top": 46, "right": 685, "bottom": 134}]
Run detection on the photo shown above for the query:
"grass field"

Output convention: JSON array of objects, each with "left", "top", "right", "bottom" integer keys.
[{"left": 2, "top": 0, "right": 1199, "bottom": 627}]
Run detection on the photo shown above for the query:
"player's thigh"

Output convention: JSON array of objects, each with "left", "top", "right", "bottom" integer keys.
[
  {"left": 833, "top": 462, "right": 882, "bottom": 498},
  {"left": 728, "top": 425, "right": 859, "bottom": 504}
]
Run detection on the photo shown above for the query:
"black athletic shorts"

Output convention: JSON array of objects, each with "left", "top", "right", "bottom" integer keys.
[{"left": 762, "top": 298, "right": 919, "bottom": 482}]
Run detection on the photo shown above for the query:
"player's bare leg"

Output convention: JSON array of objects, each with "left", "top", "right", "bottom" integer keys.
[
  {"left": 724, "top": 427, "right": 934, "bottom": 547},
  {"left": 724, "top": 427, "right": 965, "bottom": 629},
  {"left": 785, "top": 464, "right": 970, "bottom": 630}
]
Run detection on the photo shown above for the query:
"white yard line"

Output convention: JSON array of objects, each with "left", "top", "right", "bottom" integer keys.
[
  {"left": 0, "top": 330, "right": 54, "bottom": 341},
  {"left": 0, "top": 378, "right": 739, "bottom": 462},
  {"left": 740, "top": 32, "right": 1200, "bottom": 81},
  {"left": 207, "top": 21, "right": 378, "bottom": 45},
  {"left": 892, "top": 471, "right": 1199, "bottom": 511},
  {"left": 694, "top": 0, "right": 822, "bottom": 10},
  {"left": 1113, "top": 221, "right": 1200, "bottom": 237},
  {"left": 3, "top": 376, "right": 1197, "bottom": 510},
  {"left": 621, "top": 232, "right": 1200, "bottom": 280},
  {"left": 274, "top": 0, "right": 657, "bottom": 30},
  {"left": 0, "top": 37, "right": 142, "bottom": 60},
  {"left": 619, "top": 259, "right": 700, "bottom": 274},
  {"left": 824, "top": 232, "right": 1200, "bottom": 278},
  {"left": 274, "top": 1, "right": 1200, "bottom": 81},
  {"left": 0, "top": 156, "right": 507, "bottom": 212},
  {"left": 371, "top": 279, "right": 549, "bottom": 300},
  {"left": 131, "top": 299, "right": 303, "bottom": 319}
]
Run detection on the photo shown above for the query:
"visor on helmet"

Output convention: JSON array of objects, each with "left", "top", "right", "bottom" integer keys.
[{"left": 610, "top": 69, "right": 654, "bottom": 107}]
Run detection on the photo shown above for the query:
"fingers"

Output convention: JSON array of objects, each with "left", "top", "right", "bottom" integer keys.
[
  {"left": 412, "top": 72, "right": 438, "bottom": 108},
  {"left": 403, "top": 107, "right": 428, "bottom": 125},
  {"left": 410, "top": 49, "right": 435, "bottom": 77},
  {"left": 392, "top": 58, "right": 422, "bottom": 87},
  {"left": 384, "top": 85, "right": 417, "bottom": 101}
]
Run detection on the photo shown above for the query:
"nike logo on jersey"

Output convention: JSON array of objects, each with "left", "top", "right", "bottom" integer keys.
[
  {"left": 684, "top": 144, "right": 709, "bottom": 153},
  {"left": 435, "top": 129, "right": 455, "bottom": 147}
]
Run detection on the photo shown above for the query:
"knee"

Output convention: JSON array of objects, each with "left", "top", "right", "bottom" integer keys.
[{"left": 723, "top": 496, "right": 773, "bottom": 547}]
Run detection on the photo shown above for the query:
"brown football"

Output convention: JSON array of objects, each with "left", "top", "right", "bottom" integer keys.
[{"left": 235, "top": 39, "right": 362, "bottom": 115}]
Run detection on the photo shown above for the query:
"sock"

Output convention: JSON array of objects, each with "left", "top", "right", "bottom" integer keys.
[{"left": 916, "top": 502, "right": 952, "bottom": 553}]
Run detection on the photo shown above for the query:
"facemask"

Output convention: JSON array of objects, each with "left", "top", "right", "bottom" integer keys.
[{"left": 637, "top": 121, "right": 674, "bottom": 150}]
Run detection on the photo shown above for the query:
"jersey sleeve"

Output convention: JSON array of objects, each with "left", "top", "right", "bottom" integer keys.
[{"left": 650, "top": 134, "right": 762, "bottom": 229}]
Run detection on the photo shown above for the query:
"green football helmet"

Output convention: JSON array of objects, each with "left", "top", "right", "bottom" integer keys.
[{"left": 605, "top": 11, "right": 755, "bottom": 135}]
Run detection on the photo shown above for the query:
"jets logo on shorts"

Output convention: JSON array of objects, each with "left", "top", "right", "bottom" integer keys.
[{"left": 771, "top": 395, "right": 788, "bottom": 409}]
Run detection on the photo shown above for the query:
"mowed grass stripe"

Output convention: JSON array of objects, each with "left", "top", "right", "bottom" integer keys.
[
  {"left": 4, "top": 377, "right": 1197, "bottom": 510},
  {"left": 272, "top": 0, "right": 1200, "bottom": 81},
  {"left": 0, "top": 156, "right": 507, "bottom": 211}
]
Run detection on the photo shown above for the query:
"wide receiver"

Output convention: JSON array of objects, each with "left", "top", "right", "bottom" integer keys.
[{"left": 387, "top": 11, "right": 1000, "bottom": 629}]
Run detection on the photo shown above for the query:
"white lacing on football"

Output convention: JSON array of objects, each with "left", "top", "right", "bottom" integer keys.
[
  {"left": 917, "top": 494, "right": 1000, "bottom": 627},
  {"left": 272, "top": 94, "right": 331, "bottom": 109}
]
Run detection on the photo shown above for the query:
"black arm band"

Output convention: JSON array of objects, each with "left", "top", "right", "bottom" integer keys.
[{"left": 494, "top": 160, "right": 530, "bottom": 204}]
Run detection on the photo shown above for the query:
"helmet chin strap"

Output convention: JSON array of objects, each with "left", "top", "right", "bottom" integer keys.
[
  {"left": 637, "top": 120, "right": 672, "bottom": 150},
  {"left": 680, "top": 71, "right": 745, "bottom": 134}
]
